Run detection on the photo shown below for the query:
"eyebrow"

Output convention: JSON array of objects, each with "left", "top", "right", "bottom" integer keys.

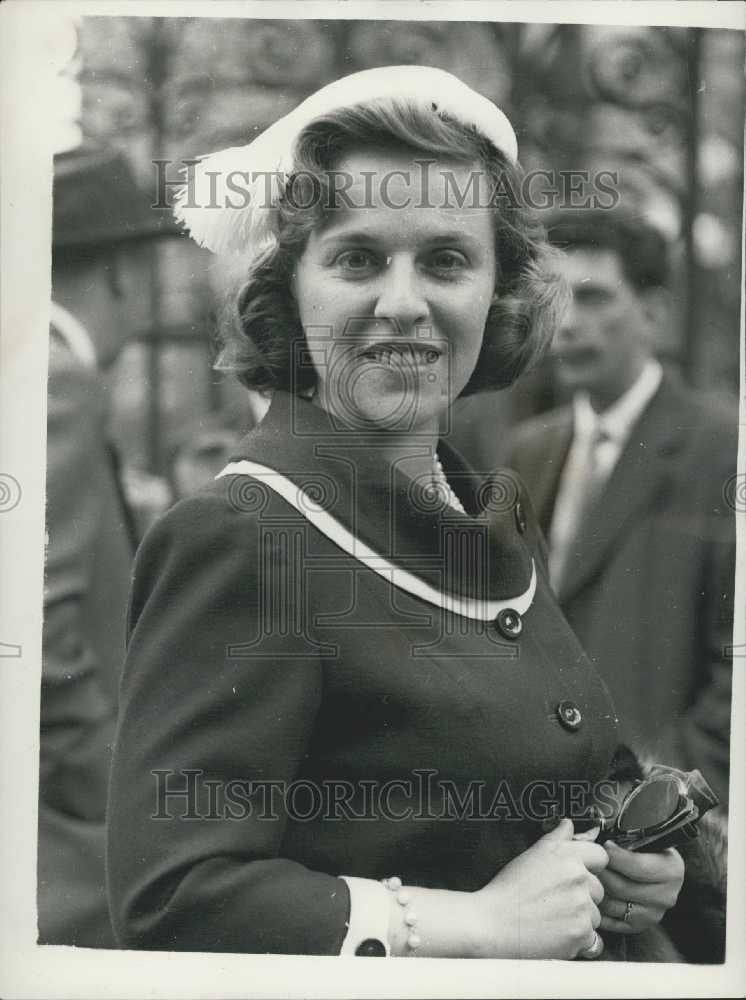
[{"left": 317, "top": 228, "right": 483, "bottom": 249}]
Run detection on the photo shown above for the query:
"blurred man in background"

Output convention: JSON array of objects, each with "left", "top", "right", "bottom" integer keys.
[
  {"left": 39, "top": 146, "right": 152, "bottom": 946},
  {"left": 504, "top": 210, "right": 735, "bottom": 806}
]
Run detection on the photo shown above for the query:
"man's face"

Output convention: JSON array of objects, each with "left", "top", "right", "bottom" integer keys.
[
  {"left": 53, "top": 249, "right": 135, "bottom": 369},
  {"left": 550, "top": 248, "right": 654, "bottom": 408}
]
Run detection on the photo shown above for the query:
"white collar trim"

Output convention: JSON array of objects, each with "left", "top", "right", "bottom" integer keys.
[{"left": 217, "top": 459, "right": 536, "bottom": 623}]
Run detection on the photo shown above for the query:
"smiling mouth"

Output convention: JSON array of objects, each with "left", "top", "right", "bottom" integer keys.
[{"left": 358, "top": 342, "right": 442, "bottom": 365}]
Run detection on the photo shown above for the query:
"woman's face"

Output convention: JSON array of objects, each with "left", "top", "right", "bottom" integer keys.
[{"left": 292, "top": 148, "right": 497, "bottom": 433}]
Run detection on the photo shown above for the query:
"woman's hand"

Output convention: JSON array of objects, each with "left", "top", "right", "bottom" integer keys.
[
  {"left": 474, "top": 818, "right": 609, "bottom": 959},
  {"left": 598, "top": 842, "right": 684, "bottom": 935}
]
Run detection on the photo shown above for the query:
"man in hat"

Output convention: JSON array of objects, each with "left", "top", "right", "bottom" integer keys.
[
  {"left": 503, "top": 210, "right": 736, "bottom": 807},
  {"left": 39, "top": 145, "right": 155, "bottom": 947}
]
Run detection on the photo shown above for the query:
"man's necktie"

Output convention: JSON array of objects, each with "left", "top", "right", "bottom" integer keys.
[{"left": 549, "top": 424, "right": 613, "bottom": 594}]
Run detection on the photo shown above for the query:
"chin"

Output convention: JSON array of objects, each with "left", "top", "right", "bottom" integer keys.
[
  {"left": 330, "top": 384, "right": 448, "bottom": 434},
  {"left": 324, "top": 367, "right": 450, "bottom": 432},
  {"left": 554, "top": 365, "right": 598, "bottom": 397}
]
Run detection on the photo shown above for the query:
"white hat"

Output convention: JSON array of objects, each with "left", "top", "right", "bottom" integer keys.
[{"left": 174, "top": 65, "right": 518, "bottom": 256}]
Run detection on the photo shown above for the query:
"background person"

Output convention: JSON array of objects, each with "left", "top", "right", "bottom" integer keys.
[
  {"left": 503, "top": 209, "right": 736, "bottom": 807},
  {"left": 39, "top": 145, "right": 150, "bottom": 946},
  {"left": 166, "top": 405, "right": 249, "bottom": 501}
]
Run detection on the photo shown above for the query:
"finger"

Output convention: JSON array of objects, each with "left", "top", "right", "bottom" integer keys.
[
  {"left": 599, "top": 915, "right": 635, "bottom": 935},
  {"left": 570, "top": 841, "right": 609, "bottom": 873},
  {"left": 543, "top": 817, "right": 574, "bottom": 841},
  {"left": 587, "top": 872, "right": 605, "bottom": 906},
  {"left": 599, "top": 898, "right": 629, "bottom": 920},
  {"left": 577, "top": 929, "right": 605, "bottom": 959},
  {"left": 573, "top": 825, "right": 601, "bottom": 842},
  {"left": 605, "top": 842, "right": 682, "bottom": 883},
  {"left": 598, "top": 869, "right": 668, "bottom": 906},
  {"left": 590, "top": 901, "right": 602, "bottom": 929}
]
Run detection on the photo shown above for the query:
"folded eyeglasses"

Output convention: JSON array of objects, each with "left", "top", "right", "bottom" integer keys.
[{"left": 595, "top": 765, "right": 719, "bottom": 852}]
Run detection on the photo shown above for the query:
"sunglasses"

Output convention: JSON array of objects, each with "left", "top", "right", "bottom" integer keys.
[{"left": 597, "top": 765, "right": 719, "bottom": 852}]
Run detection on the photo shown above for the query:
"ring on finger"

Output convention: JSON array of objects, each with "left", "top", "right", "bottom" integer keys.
[{"left": 578, "top": 930, "right": 604, "bottom": 960}]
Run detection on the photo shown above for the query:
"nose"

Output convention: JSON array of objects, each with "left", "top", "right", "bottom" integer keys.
[{"left": 373, "top": 255, "right": 429, "bottom": 334}]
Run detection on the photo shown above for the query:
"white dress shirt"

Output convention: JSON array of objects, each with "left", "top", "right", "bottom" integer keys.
[{"left": 549, "top": 359, "right": 664, "bottom": 590}]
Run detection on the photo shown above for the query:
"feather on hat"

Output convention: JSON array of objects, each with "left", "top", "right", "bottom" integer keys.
[{"left": 174, "top": 65, "right": 518, "bottom": 257}]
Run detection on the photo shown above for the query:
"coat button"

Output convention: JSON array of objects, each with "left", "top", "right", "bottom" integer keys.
[
  {"left": 514, "top": 500, "right": 527, "bottom": 534},
  {"left": 495, "top": 608, "right": 523, "bottom": 639},
  {"left": 557, "top": 700, "right": 583, "bottom": 731},
  {"left": 355, "top": 937, "right": 387, "bottom": 957}
]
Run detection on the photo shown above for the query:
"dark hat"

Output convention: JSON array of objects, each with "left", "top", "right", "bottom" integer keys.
[{"left": 53, "top": 143, "right": 163, "bottom": 248}]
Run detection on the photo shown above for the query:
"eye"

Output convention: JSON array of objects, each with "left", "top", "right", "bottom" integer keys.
[
  {"left": 428, "top": 249, "right": 469, "bottom": 273},
  {"left": 575, "top": 287, "right": 612, "bottom": 305},
  {"left": 335, "top": 249, "right": 377, "bottom": 273}
]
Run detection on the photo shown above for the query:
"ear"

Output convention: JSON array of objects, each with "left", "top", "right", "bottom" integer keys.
[
  {"left": 638, "top": 286, "right": 672, "bottom": 348},
  {"left": 640, "top": 287, "right": 673, "bottom": 332}
]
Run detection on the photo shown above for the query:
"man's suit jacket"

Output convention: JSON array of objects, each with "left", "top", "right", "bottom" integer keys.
[
  {"left": 39, "top": 326, "right": 134, "bottom": 947},
  {"left": 504, "top": 371, "right": 736, "bottom": 805}
]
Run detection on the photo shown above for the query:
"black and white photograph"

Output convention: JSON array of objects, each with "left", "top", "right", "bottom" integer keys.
[{"left": 0, "top": 2, "right": 744, "bottom": 997}]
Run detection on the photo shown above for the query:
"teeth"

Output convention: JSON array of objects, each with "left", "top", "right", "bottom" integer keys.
[{"left": 361, "top": 345, "right": 439, "bottom": 365}]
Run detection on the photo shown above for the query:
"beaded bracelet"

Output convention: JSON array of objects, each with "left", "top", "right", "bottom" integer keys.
[{"left": 382, "top": 876, "right": 421, "bottom": 953}]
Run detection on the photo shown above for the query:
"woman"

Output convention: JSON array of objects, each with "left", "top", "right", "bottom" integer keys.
[{"left": 107, "top": 66, "right": 685, "bottom": 958}]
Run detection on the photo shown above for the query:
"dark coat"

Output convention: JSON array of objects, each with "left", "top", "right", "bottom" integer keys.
[
  {"left": 107, "top": 390, "right": 620, "bottom": 955},
  {"left": 39, "top": 327, "right": 134, "bottom": 947},
  {"left": 503, "top": 371, "right": 736, "bottom": 806}
]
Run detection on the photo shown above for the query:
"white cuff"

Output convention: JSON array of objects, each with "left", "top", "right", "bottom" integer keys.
[{"left": 339, "top": 876, "right": 392, "bottom": 956}]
